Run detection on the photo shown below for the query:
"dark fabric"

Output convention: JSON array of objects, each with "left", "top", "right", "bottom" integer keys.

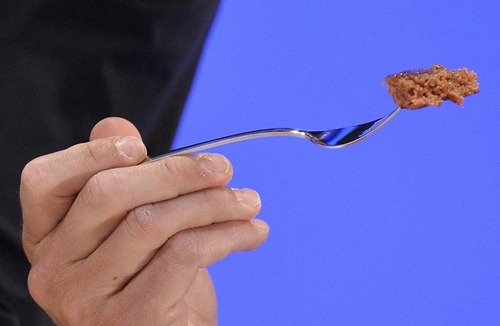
[{"left": 0, "top": 0, "right": 220, "bottom": 324}]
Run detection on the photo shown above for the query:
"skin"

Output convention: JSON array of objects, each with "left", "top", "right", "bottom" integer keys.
[{"left": 20, "top": 117, "right": 269, "bottom": 325}]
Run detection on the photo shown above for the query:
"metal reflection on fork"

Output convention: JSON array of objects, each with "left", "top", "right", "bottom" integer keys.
[{"left": 147, "top": 107, "right": 402, "bottom": 162}]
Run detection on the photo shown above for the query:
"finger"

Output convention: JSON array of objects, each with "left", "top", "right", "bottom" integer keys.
[
  {"left": 108, "top": 219, "right": 269, "bottom": 325},
  {"left": 81, "top": 187, "right": 261, "bottom": 287},
  {"left": 44, "top": 153, "right": 233, "bottom": 263},
  {"left": 21, "top": 135, "right": 147, "bottom": 258},
  {"left": 89, "top": 117, "right": 142, "bottom": 141}
]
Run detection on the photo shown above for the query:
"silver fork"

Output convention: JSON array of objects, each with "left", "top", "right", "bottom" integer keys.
[{"left": 148, "top": 107, "right": 401, "bottom": 162}]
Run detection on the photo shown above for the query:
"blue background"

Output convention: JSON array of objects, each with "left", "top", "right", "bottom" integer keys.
[{"left": 174, "top": 1, "right": 500, "bottom": 325}]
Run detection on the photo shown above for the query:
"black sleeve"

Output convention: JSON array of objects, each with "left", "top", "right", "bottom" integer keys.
[{"left": 0, "top": 1, "right": 220, "bottom": 324}]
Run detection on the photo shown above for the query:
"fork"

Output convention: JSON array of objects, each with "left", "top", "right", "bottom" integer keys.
[{"left": 147, "top": 107, "right": 401, "bottom": 162}]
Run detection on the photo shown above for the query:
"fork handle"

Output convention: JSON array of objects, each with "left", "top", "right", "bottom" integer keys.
[{"left": 146, "top": 128, "right": 305, "bottom": 162}]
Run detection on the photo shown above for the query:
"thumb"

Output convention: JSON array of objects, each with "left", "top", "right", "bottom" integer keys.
[{"left": 90, "top": 117, "right": 143, "bottom": 141}]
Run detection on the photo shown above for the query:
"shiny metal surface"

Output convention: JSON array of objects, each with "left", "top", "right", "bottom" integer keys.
[{"left": 147, "top": 107, "right": 401, "bottom": 162}]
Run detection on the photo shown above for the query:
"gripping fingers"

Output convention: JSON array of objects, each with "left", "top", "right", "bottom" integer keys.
[
  {"left": 109, "top": 219, "right": 269, "bottom": 325},
  {"left": 80, "top": 187, "right": 262, "bottom": 286},
  {"left": 45, "top": 153, "right": 233, "bottom": 264},
  {"left": 21, "top": 136, "right": 147, "bottom": 259}
]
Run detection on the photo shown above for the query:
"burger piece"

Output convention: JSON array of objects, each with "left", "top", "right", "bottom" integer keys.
[{"left": 384, "top": 64, "right": 479, "bottom": 109}]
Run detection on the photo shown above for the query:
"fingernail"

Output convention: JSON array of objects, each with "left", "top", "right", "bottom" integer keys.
[
  {"left": 232, "top": 188, "right": 261, "bottom": 206},
  {"left": 115, "top": 136, "right": 146, "bottom": 158},
  {"left": 251, "top": 219, "right": 269, "bottom": 233},
  {"left": 198, "top": 154, "right": 229, "bottom": 174}
]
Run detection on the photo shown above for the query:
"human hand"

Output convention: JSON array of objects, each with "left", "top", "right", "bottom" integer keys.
[{"left": 21, "top": 118, "right": 269, "bottom": 325}]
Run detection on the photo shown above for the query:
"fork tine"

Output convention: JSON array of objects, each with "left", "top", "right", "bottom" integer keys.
[{"left": 306, "top": 107, "right": 401, "bottom": 148}]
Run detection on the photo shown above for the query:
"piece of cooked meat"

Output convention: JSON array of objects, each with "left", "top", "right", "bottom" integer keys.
[{"left": 384, "top": 64, "right": 479, "bottom": 109}]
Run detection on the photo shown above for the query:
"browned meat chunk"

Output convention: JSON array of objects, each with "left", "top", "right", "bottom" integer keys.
[{"left": 384, "top": 64, "right": 479, "bottom": 109}]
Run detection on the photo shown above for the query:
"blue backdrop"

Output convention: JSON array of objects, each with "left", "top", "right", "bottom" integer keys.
[{"left": 173, "top": 1, "right": 500, "bottom": 325}]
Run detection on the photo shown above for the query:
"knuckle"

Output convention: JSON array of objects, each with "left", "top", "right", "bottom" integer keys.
[
  {"left": 201, "top": 188, "right": 234, "bottom": 212},
  {"left": 28, "top": 257, "right": 68, "bottom": 313},
  {"left": 161, "top": 156, "right": 183, "bottom": 177},
  {"left": 208, "top": 187, "right": 232, "bottom": 202},
  {"left": 158, "top": 154, "right": 230, "bottom": 182},
  {"left": 27, "top": 263, "right": 51, "bottom": 307},
  {"left": 81, "top": 141, "right": 102, "bottom": 165},
  {"left": 20, "top": 157, "right": 55, "bottom": 195},
  {"left": 163, "top": 229, "right": 202, "bottom": 266},
  {"left": 79, "top": 173, "right": 107, "bottom": 211},
  {"left": 80, "top": 169, "right": 126, "bottom": 211},
  {"left": 151, "top": 158, "right": 184, "bottom": 195},
  {"left": 124, "top": 204, "right": 160, "bottom": 240},
  {"left": 225, "top": 222, "right": 246, "bottom": 247}
]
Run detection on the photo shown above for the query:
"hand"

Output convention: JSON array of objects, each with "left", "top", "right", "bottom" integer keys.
[{"left": 20, "top": 117, "right": 269, "bottom": 325}]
